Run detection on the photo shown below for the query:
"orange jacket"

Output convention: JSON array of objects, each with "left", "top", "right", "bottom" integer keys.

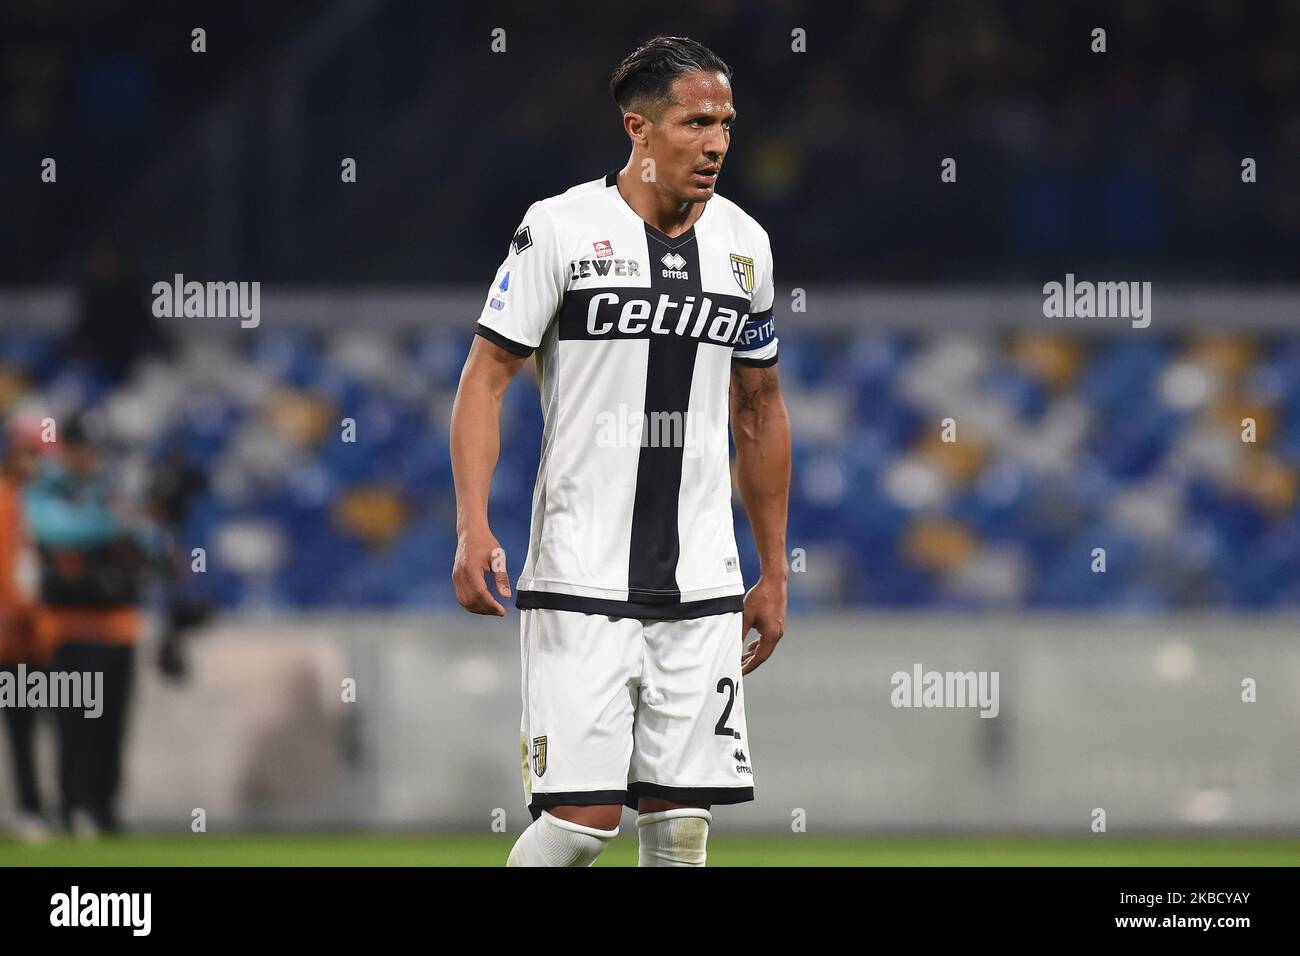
[
  {"left": 0, "top": 477, "right": 38, "bottom": 664},
  {"left": 2, "top": 476, "right": 141, "bottom": 660},
  {"left": 32, "top": 605, "right": 141, "bottom": 655}
]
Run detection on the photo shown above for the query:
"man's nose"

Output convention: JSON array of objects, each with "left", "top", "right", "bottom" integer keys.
[{"left": 705, "top": 129, "right": 727, "bottom": 159}]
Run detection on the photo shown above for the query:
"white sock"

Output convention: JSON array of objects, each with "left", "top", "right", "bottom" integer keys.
[
  {"left": 506, "top": 810, "right": 619, "bottom": 867},
  {"left": 636, "top": 807, "right": 712, "bottom": 867}
]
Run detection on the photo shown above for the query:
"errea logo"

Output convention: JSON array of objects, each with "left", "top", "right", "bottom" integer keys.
[{"left": 660, "top": 252, "right": 689, "bottom": 280}]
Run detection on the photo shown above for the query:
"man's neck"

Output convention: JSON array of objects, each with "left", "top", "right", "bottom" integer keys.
[{"left": 613, "top": 164, "right": 702, "bottom": 238}]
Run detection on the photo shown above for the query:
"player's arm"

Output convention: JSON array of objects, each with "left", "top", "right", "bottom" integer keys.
[
  {"left": 450, "top": 201, "right": 562, "bottom": 616},
  {"left": 450, "top": 337, "right": 527, "bottom": 616},
  {"left": 729, "top": 359, "right": 790, "bottom": 675},
  {"left": 730, "top": 227, "right": 788, "bottom": 674}
]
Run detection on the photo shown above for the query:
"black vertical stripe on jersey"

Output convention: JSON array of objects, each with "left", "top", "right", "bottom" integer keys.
[{"left": 626, "top": 223, "right": 701, "bottom": 604}]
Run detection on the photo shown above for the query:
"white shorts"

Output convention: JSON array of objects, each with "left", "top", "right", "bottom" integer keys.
[{"left": 519, "top": 607, "right": 755, "bottom": 819}]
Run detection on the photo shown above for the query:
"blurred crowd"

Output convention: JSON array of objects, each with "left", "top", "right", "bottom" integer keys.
[{"left": 3, "top": 300, "right": 1298, "bottom": 617}]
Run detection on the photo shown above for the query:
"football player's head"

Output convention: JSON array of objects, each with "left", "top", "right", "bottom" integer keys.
[{"left": 610, "top": 36, "right": 734, "bottom": 204}]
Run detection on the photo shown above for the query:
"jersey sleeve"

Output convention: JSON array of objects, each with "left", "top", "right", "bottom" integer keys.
[
  {"left": 475, "top": 201, "right": 564, "bottom": 357},
  {"left": 731, "top": 228, "right": 779, "bottom": 368}
]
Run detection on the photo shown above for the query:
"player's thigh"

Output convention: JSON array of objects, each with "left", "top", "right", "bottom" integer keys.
[
  {"left": 630, "top": 611, "right": 752, "bottom": 794},
  {"left": 520, "top": 608, "right": 642, "bottom": 796},
  {"left": 636, "top": 795, "right": 711, "bottom": 814},
  {"left": 545, "top": 803, "right": 624, "bottom": 831}
]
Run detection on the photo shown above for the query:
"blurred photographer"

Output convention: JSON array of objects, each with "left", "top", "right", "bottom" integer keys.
[{"left": 25, "top": 417, "right": 143, "bottom": 835}]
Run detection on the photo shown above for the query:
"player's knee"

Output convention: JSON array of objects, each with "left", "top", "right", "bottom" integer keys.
[
  {"left": 636, "top": 806, "right": 712, "bottom": 867},
  {"left": 507, "top": 809, "right": 619, "bottom": 867},
  {"left": 546, "top": 803, "right": 622, "bottom": 832}
]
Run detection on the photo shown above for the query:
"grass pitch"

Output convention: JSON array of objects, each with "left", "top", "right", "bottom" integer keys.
[{"left": 2, "top": 834, "right": 1296, "bottom": 866}]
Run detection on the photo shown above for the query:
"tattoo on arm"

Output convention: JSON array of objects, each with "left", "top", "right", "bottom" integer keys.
[
  {"left": 731, "top": 377, "right": 760, "bottom": 414},
  {"left": 731, "top": 365, "right": 779, "bottom": 415}
]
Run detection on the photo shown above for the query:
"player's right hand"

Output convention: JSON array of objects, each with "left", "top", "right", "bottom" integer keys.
[{"left": 452, "top": 527, "right": 512, "bottom": 616}]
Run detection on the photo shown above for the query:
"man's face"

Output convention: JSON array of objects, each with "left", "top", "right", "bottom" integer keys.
[{"left": 644, "top": 70, "right": 734, "bottom": 203}]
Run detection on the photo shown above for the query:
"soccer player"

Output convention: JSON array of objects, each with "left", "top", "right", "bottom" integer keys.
[{"left": 450, "top": 35, "right": 791, "bottom": 867}]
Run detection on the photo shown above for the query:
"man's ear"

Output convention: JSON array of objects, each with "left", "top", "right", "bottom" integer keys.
[{"left": 624, "top": 110, "right": 650, "bottom": 147}]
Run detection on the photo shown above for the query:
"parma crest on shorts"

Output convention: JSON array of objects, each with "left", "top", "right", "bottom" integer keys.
[{"left": 531, "top": 735, "right": 547, "bottom": 777}]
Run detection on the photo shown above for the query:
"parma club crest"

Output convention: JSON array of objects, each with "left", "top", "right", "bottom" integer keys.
[
  {"left": 730, "top": 253, "right": 756, "bottom": 295},
  {"left": 531, "top": 735, "right": 547, "bottom": 777}
]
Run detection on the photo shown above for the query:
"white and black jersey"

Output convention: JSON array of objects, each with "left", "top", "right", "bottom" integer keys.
[{"left": 476, "top": 171, "right": 779, "bottom": 620}]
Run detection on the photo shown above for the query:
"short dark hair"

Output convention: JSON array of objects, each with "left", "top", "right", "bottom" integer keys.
[{"left": 609, "top": 36, "right": 732, "bottom": 120}]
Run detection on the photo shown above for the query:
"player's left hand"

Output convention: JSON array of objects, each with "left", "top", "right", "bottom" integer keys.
[{"left": 740, "top": 575, "right": 786, "bottom": 675}]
